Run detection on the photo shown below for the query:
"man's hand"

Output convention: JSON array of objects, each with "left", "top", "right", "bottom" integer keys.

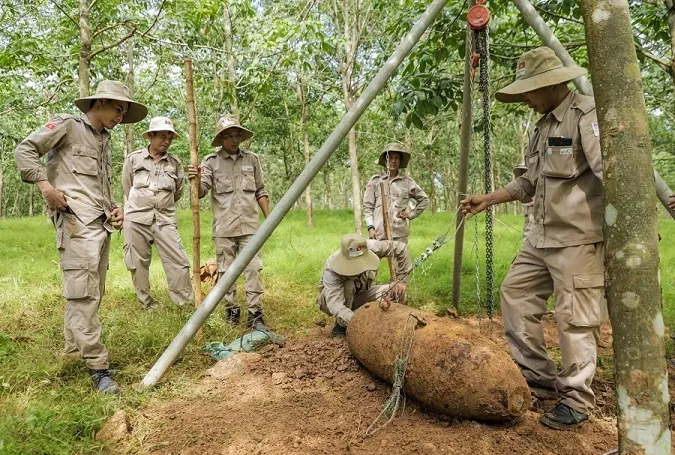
[
  {"left": 37, "top": 180, "right": 68, "bottom": 211},
  {"left": 110, "top": 207, "right": 124, "bottom": 230},
  {"left": 669, "top": 194, "right": 675, "bottom": 212},
  {"left": 368, "top": 227, "right": 376, "bottom": 239},
  {"left": 187, "top": 164, "right": 201, "bottom": 180},
  {"left": 397, "top": 210, "right": 410, "bottom": 220},
  {"left": 392, "top": 281, "right": 407, "bottom": 302},
  {"left": 460, "top": 194, "right": 490, "bottom": 218}
]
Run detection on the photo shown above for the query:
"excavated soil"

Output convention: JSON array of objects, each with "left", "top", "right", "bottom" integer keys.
[{"left": 117, "top": 314, "right": 675, "bottom": 454}]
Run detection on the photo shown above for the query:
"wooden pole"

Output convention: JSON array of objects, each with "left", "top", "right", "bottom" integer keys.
[
  {"left": 380, "top": 183, "right": 397, "bottom": 281},
  {"left": 185, "top": 57, "right": 203, "bottom": 338},
  {"left": 451, "top": 0, "right": 476, "bottom": 312}
]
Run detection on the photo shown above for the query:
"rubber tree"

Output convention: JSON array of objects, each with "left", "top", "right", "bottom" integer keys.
[{"left": 580, "top": 1, "right": 671, "bottom": 453}]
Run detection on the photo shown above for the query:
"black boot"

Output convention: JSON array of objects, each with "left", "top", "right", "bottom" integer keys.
[
  {"left": 331, "top": 323, "right": 347, "bottom": 337},
  {"left": 247, "top": 311, "right": 268, "bottom": 331},
  {"left": 539, "top": 402, "right": 588, "bottom": 430},
  {"left": 90, "top": 369, "right": 120, "bottom": 394},
  {"left": 227, "top": 308, "right": 241, "bottom": 325},
  {"left": 526, "top": 379, "right": 558, "bottom": 400}
]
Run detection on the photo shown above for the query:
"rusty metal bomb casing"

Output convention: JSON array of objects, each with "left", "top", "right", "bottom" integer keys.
[{"left": 347, "top": 303, "right": 531, "bottom": 422}]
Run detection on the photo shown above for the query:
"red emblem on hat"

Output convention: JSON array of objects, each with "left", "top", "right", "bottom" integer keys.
[{"left": 44, "top": 122, "right": 56, "bottom": 130}]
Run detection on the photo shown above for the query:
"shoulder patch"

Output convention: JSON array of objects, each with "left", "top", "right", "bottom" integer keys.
[
  {"left": 572, "top": 94, "right": 596, "bottom": 114},
  {"left": 203, "top": 153, "right": 218, "bottom": 161},
  {"left": 44, "top": 122, "right": 56, "bottom": 130}
]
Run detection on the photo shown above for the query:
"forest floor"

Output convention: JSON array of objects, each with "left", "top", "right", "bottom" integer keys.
[{"left": 105, "top": 315, "right": 674, "bottom": 455}]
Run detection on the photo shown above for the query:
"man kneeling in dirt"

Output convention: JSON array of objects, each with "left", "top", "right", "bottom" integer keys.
[{"left": 317, "top": 234, "right": 411, "bottom": 337}]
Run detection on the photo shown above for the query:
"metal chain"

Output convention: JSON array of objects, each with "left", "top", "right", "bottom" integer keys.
[{"left": 476, "top": 28, "right": 494, "bottom": 319}]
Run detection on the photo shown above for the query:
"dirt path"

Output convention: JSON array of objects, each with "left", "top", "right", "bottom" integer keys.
[{"left": 109, "top": 316, "right": 674, "bottom": 454}]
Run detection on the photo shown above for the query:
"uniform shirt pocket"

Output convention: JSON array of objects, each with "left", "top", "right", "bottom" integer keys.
[
  {"left": 542, "top": 145, "right": 579, "bottom": 179},
  {"left": 72, "top": 146, "right": 99, "bottom": 176},
  {"left": 241, "top": 171, "right": 256, "bottom": 192},
  {"left": 570, "top": 273, "right": 607, "bottom": 327},
  {"left": 214, "top": 176, "right": 234, "bottom": 194},
  {"left": 132, "top": 165, "right": 151, "bottom": 189},
  {"left": 157, "top": 171, "right": 177, "bottom": 191}
]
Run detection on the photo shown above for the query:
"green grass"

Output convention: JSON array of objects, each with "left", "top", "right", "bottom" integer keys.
[{"left": 1, "top": 209, "right": 675, "bottom": 453}]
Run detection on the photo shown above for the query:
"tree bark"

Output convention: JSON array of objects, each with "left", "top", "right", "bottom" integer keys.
[
  {"left": 223, "top": 0, "right": 239, "bottom": 118},
  {"left": 339, "top": 0, "right": 362, "bottom": 234},
  {"left": 124, "top": 40, "right": 135, "bottom": 203},
  {"left": 296, "top": 77, "right": 313, "bottom": 227},
  {"left": 323, "top": 167, "right": 332, "bottom": 209},
  {"left": 78, "top": 0, "right": 91, "bottom": 97},
  {"left": 580, "top": 2, "right": 671, "bottom": 453}
]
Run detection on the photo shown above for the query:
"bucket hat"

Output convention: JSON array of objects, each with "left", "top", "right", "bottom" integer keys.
[
  {"left": 330, "top": 234, "right": 380, "bottom": 276},
  {"left": 378, "top": 142, "right": 411, "bottom": 168},
  {"left": 74, "top": 80, "right": 148, "bottom": 124},
  {"left": 142, "top": 116, "right": 180, "bottom": 139},
  {"left": 495, "top": 47, "right": 586, "bottom": 103},
  {"left": 212, "top": 115, "right": 254, "bottom": 147}
]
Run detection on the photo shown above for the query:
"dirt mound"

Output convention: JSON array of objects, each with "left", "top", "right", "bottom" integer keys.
[{"left": 127, "top": 319, "right": 625, "bottom": 455}]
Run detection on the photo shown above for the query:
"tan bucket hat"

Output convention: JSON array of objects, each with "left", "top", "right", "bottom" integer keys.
[
  {"left": 142, "top": 116, "right": 180, "bottom": 139},
  {"left": 330, "top": 234, "right": 380, "bottom": 276},
  {"left": 495, "top": 47, "right": 586, "bottom": 103},
  {"left": 512, "top": 161, "right": 527, "bottom": 178},
  {"left": 378, "top": 142, "right": 411, "bottom": 168},
  {"left": 74, "top": 80, "right": 148, "bottom": 124},
  {"left": 211, "top": 115, "right": 254, "bottom": 147}
]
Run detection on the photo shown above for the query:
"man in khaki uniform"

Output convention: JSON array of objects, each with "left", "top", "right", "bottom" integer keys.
[
  {"left": 363, "top": 143, "right": 429, "bottom": 244},
  {"left": 187, "top": 115, "right": 270, "bottom": 330},
  {"left": 14, "top": 80, "right": 147, "bottom": 394},
  {"left": 512, "top": 162, "right": 534, "bottom": 242},
  {"left": 317, "top": 234, "right": 411, "bottom": 336},
  {"left": 122, "top": 116, "right": 193, "bottom": 310},
  {"left": 461, "top": 47, "right": 605, "bottom": 430}
]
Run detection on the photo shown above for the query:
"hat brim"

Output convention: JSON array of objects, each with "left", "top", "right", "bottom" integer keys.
[
  {"left": 330, "top": 249, "right": 380, "bottom": 276},
  {"left": 211, "top": 126, "right": 254, "bottom": 147},
  {"left": 74, "top": 96, "right": 148, "bottom": 124},
  {"left": 495, "top": 66, "right": 586, "bottom": 103},
  {"left": 378, "top": 150, "right": 411, "bottom": 168},
  {"left": 142, "top": 129, "right": 180, "bottom": 140}
]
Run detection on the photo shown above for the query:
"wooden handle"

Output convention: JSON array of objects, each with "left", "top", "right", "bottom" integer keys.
[
  {"left": 380, "top": 184, "right": 397, "bottom": 282},
  {"left": 185, "top": 57, "right": 204, "bottom": 336}
]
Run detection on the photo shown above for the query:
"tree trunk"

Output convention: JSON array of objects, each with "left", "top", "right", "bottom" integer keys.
[
  {"left": 340, "top": 0, "right": 362, "bottom": 234},
  {"left": 580, "top": 2, "right": 671, "bottom": 453},
  {"left": 323, "top": 167, "right": 332, "bottom": 209},
  {"left": 29, "top": 185, "right": 34, "bottom": 216},
  {"left": 296, "top": 77, "right": 313, "bottom": 227},
  {"left": 78, "top": 0, "right": 91, "bottom": 97},
  {"left": 124, "top": 40, "right": 135, "bottom": 201},
  {"left": 223, "top": 0, "right": 239, "bottom": 118},
  {"left": 665, "top": 1, "right": 675, "bottom": 87}
]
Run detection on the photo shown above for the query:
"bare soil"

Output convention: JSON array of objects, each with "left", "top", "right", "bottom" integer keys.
[{"left": 115, "top": 314, "right": 675, "bottom": 455}]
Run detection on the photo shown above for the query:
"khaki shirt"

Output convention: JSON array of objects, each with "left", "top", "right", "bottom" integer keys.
[
  {"left": 504, "top": 92, "right": 603, "bottom": 248},
  {"left": 122, "top": 148, "right": 185, "bottom": 226},
  {"left": 363, "top": 172, "right": 429, "bottom": 239},
  {"left": 14, "top": 114, "right": 118, "bottom": 229},
  {"left": 318, "top": 239, "right": 412, "bottom": 324},
  {"left": 199, "top": 148, "right": 268, "bottom": 237}
]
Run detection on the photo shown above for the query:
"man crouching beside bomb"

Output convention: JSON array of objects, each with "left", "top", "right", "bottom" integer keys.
[{"left": 317, "top": 234, "right": 411, "bottom": 337}]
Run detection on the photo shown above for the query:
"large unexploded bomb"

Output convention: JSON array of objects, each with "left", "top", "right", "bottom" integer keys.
[{"left": 347, "top": 303, "right": 531, "bottom": 422}]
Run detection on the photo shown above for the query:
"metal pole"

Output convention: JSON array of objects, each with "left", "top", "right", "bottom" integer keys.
[
  {"left": 451, "top": 0, "right": 476, "bottom": 312},
  {"left": 512, "top": 0, "right": 675, "bottom": 220},
  {"left": 141, "top": 0, "right": 450, "bottom": 388}
]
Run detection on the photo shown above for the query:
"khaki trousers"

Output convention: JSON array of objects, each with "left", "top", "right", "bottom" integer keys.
[
  {"left": 55, "top": 213, "right": 110, "bottom": 370},
  {"left": 501, "top": 240, "right": 607, "bottom": 414},
  {"left": 318, "top": 282, "right": 391, "bottom": 326},
  {"left": 214, "top": 235, "right": 263, "bottom": 314},
  {"left": 123, "top": 220, "right": 193, "bottom": 307}
]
